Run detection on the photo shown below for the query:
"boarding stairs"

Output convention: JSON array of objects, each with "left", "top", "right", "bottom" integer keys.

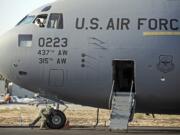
[{"left": 109, "top": 81, "right": 135, "bottom": 130}]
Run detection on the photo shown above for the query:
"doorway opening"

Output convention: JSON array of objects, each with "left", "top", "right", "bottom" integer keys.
[{"left": 113, "top": 60, "right": 135, "bottom": 93}]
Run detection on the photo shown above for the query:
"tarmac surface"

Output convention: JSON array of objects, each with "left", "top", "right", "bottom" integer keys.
[{"left": 0, "top": 127, "right": 180, "bottom": 135}]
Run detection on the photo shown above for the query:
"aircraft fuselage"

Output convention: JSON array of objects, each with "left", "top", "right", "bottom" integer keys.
[{"left": 0, "top": 0, "right": 180, "bottom": 114}]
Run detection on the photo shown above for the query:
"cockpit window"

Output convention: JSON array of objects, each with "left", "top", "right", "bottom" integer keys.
[
  {"left": 47, "top": 13, "right": 63, "bottom": 29},
  {"left": 17, "top": 15, "right": 35, "bottom": 26},
  {"left": 41, "top": 6, "right": 51, "bottom": 12},
  {"left": 33, "top": 14, "right": 48, "bottom": 28},
  {"left": 18, "top": 34, "right": 32, "bottom": 47}
]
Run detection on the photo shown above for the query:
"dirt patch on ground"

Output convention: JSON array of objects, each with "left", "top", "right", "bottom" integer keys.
[{"left": 0, "top": 104, "right": 180, "bottom": 127}]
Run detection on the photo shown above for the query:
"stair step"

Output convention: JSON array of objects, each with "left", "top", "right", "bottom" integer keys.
[
  {"left": 112, "top": 107, "right": 130, "bottom": 112},
  {"left": 110, "top": 92, "right": 133, "bottom": 130}
]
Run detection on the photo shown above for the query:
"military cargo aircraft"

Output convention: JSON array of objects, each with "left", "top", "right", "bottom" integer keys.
[{"left": 0, "top": 0, "right": 180, "bottom": 130}]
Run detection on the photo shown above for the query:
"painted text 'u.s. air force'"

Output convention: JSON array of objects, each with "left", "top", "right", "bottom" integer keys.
[{"left": 75, "top": 18, "right": 179, "bottom": 31}]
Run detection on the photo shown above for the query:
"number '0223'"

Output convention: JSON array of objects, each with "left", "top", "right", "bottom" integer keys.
[{"left": 38, "top": 37, "right": 68, "bottom": 47}]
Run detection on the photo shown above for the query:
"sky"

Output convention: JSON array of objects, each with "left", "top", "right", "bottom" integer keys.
[{"left": 0, "top": 0, "right": 56, "bottom": 36}]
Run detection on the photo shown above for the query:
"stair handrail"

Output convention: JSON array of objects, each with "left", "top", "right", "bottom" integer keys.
[
  {"left": 108, "top": 80, "right": 115, "bottom": 109},
  {"left": 129, "top": 80, "right": 134, "bottom": 104},
  {"left": 128, "top": 80, "right": 136, "bottom": 122}
]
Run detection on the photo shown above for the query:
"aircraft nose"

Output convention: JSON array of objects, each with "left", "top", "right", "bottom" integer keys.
[
  {"left": 0, "top": 38, "right": 6, "bottom": 76},
  {"left": 0, "top": 32, "right": 16, "bottom": 78}
]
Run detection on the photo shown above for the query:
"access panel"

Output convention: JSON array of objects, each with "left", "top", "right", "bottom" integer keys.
[{"left": 49, "top": 69, "right": 64, "bottom": 87}]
